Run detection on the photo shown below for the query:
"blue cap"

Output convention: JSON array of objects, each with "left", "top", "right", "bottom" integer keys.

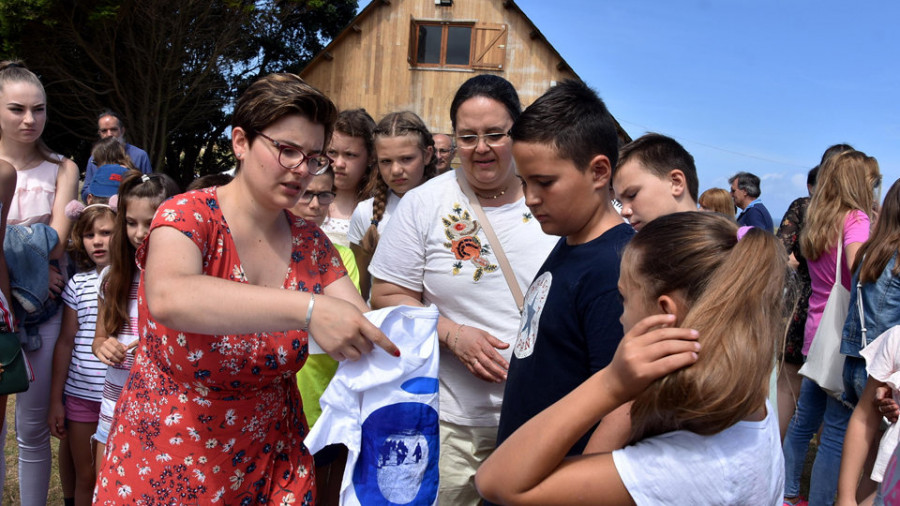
[{"left": 88, "top": 164, "right": 129, "bottom": 198}]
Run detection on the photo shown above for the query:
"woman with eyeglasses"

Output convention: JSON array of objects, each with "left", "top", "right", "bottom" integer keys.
[
  {"left": 368, "top": 75, "right": 556, "bottom": 505},
  {"left": 93, "top": 73, "right": 398, "bottom": 504}
]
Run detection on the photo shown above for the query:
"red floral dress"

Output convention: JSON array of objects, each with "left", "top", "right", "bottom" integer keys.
[{"left": 94, "top": 187, "right": 346, "bottom": 505}]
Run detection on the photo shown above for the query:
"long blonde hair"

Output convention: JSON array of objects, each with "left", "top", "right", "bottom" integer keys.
[
  {"left": 801, "top": 150, "right": 879, "bottom": 261},
  {"left": 625, "top": 212, "right": 790, "bottom": 441}
]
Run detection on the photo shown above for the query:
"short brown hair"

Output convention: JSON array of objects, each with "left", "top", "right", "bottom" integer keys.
[
  {"left": 617, "top": 133, "right": 698, "bottom": 202},
  {"left": 232, "top": 73, "right": 337, "bottom": 157}
]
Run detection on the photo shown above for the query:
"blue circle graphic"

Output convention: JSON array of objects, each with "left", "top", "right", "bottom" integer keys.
[{"left": 353, "top": 402, "right": 439, "bottom": 505}]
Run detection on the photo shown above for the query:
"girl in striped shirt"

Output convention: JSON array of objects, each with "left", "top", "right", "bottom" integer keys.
[{"left": 48, "top": 202, "right": 116, "bottom": 505}]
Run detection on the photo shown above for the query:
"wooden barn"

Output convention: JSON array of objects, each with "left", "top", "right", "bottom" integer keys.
[{"left": 300, "top": 0, "right": 630, "bottom": 141}]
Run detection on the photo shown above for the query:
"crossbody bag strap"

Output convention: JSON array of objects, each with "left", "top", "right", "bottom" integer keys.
[
  {"left": 857, "top": 278, "right": 867, "bottom": 348},
  {"left": 456, "top": 170, "right": 525, "bottom": 313}
]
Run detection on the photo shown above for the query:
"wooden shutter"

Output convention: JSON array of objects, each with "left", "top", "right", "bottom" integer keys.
[
  {"left": 471, "top": 23, "right": 508, "bottom": 70},
  {"left": 408, "top": 17, "right": 418, "bottom": 64}
]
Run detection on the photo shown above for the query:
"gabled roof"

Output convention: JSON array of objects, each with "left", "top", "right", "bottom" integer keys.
[{"left": 300, "top": 0, "right": 579, "bottom": 79}]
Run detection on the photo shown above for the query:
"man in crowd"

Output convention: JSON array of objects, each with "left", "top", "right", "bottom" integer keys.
[
  {"left": 433, "top": 133, "right": 456, "bottom": 174},
  {"left": 82, "top": 110, "right": 152, "bottom": 201},
  {"left": 729, "top": 171, "right": 774, "bottom": 231}
]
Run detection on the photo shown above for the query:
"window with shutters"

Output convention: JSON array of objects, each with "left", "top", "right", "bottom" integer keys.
[{"left": 409, "top": 20, "right": 508, "bottom": 71}]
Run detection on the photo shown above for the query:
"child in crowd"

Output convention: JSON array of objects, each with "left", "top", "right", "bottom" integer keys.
[
  {"left": 291, "top": 167, "right": 361, "bottom": 501},
  {"left": 349, "top": 111, "right": 437, "bottom": 297},
  {"left": 839, "top": 325, "right": 900, "bottom": 506},
  {"left": 322, "top": 108, "right": 377, "bottom": 247},
  {"left": 83, "top": 164, "right": 132, "bottom": 206},
  {"left": 837, "top": 178, "right": 900, "bottom": 506},
  {"left": 292, "top": 166, "right": 360, "bottom": 427},
  {"left": 91, "top": 173, "right": 179, "bottom": 472},
  {"left": 699, "top": 187, "right": 736, "bottom": 218},
  {"left": 48, "top": 203, "right": 116, "bottom": 505},
  {"left": 477, "top": 212, "right": 787, "bottom": 505},
  {"left": 496, "top": 80, "right": 635, "bottom": 455},
  {"left": 84, "top": 138, "right": 136, "bottom": 204},
  {"left": 185, "top": 172, "right": 233, "bottom": 191},
  {"left": 612, "top": 133, "right": 699, "bottom": 231}
]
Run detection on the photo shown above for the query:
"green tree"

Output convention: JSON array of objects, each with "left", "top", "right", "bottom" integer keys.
[{"left": 0, "top": 0, "right": 357, "bottom": 186}]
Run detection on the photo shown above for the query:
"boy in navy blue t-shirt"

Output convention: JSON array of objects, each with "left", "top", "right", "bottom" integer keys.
[{"left": 496, "top": 80, "right": 634, "bottom": 455}]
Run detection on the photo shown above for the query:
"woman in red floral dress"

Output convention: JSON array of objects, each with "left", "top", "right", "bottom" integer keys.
[{"left": 93, "top": 73, "right": 399, "bottom": 505}]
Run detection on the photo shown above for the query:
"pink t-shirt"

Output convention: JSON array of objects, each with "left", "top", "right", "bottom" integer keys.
[{"left": 803, "top": 210, "right": 869, "bottom": 355}]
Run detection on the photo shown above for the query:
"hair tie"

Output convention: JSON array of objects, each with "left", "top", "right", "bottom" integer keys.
[
  {"left": 736, "top": 226, "right": 753, "bottom": 241},
  {"left": 141, "top": 174, "right": 151, "bottom": 183},
  {"left": 370, "top": 218, "right": 380, "bottom": 226}
]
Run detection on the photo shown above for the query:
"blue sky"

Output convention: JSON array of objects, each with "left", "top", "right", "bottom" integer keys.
[
  {"left": 512, "top": 0, "right": 900, "bottom": 221},
  {"left": 354, "top": 1, "right": 899, "bottom": 221}
]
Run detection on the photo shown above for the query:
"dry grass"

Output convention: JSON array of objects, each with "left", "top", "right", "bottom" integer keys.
[{"left": 3, "top": 396, "right": 64, "bottom": 506}]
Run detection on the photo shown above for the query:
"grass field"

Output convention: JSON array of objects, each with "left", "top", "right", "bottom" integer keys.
[{"left": 3, "top": 396, "right": 63, "bottom": 506}]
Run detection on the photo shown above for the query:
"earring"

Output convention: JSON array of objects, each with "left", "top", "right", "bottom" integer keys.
[{"left": 236, "top": 153, "right": 242, "bottom": 159}]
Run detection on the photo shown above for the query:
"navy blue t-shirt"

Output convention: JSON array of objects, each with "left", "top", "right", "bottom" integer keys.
[{"left": 496, "top": 222, "right": 634, "bottom": 455}]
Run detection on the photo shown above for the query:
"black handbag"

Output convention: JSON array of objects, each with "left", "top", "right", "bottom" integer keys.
[{"left": 0, "top": 331, "right": 31, "bottom": 395}]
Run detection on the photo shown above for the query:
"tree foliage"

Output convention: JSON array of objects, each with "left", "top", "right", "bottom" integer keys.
[{"left": 0, "top": 0, "right": 357, "bottom": 186}]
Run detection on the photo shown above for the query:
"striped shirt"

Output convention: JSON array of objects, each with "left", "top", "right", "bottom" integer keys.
[
  {"left": 61, "top": 270, "right": 108, "bottom": 400},
  {"left": 97, "top": 271, "right": 138, "bottom": 440}
]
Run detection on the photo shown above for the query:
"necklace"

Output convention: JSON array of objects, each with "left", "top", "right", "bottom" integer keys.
[{"left": 474, "top": 185, "right": 508, "bottom": 200}]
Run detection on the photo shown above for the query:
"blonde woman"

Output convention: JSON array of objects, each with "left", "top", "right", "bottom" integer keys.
[{"left": 783, "top": 150, "right": 880, "bottom": 506}]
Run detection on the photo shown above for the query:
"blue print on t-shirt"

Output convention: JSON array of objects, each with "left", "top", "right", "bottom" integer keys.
[{"left": 353, "top": 401, "right": 439, "bottom": 505}]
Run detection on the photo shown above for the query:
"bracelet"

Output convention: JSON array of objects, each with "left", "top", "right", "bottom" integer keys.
[
  {"left": 452, "top": 324, "right": 465, "bottom": 353},
  {"left": 303, "top": 293, "right": 316, "bottom": 330}
]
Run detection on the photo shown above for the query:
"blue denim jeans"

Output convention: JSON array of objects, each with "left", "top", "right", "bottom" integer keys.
[{"left": 783, "top": 360, "right": 865, "bottom": 505}]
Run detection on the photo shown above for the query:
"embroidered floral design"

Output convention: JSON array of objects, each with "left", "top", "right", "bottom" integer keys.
[
  {"left": 522, "top": 212, "right": 533, "bottom": 223},
  {"left": 442, "top": 204, "right": 498, "bottom": 281}
]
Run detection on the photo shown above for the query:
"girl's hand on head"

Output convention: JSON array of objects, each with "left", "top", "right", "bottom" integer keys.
[
  {"left": 48, "top": 402, "right": 66, "bottom": 439},
  {"left": 605, "top": 314, "right": 700, "bottom": 404},
  {"left": 308, "top": 294, "right": 399, "bottom": 362},
  {"left": 95, "top": 339, "right": 128, "bottom": 366},
  {"left": 450, "top": 325, "right": 509, "bottom": 383}
]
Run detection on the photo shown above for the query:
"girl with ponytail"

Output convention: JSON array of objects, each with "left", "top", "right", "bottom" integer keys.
[
  {"left": 477, "top": 212, "right": 789, "bottom": 505},
  {"left": 348, "top": 111, "right": 437, "bottom": 297}
]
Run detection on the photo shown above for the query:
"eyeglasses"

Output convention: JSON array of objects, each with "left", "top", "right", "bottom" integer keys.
[
  {"left": 454, "top": 131, "right": 511, "bottom": 149},
  {"left": 298, "top": 191, "right": 336, "bottom": 205},
  {"left": 437, "top": 148, "right": 455, "bottom": 155},
  {"left": 254, "top": 131, "right": 332, "bottom": 175}
]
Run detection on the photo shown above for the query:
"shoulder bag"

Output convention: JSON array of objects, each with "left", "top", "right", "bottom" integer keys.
[{"left": 799, "top": 236, "right": 849, "bottom": 397}]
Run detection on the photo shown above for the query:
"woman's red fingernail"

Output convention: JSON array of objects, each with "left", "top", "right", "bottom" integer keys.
[{"left": 393, "top": 350, "right": 401, "bottom": 357}]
